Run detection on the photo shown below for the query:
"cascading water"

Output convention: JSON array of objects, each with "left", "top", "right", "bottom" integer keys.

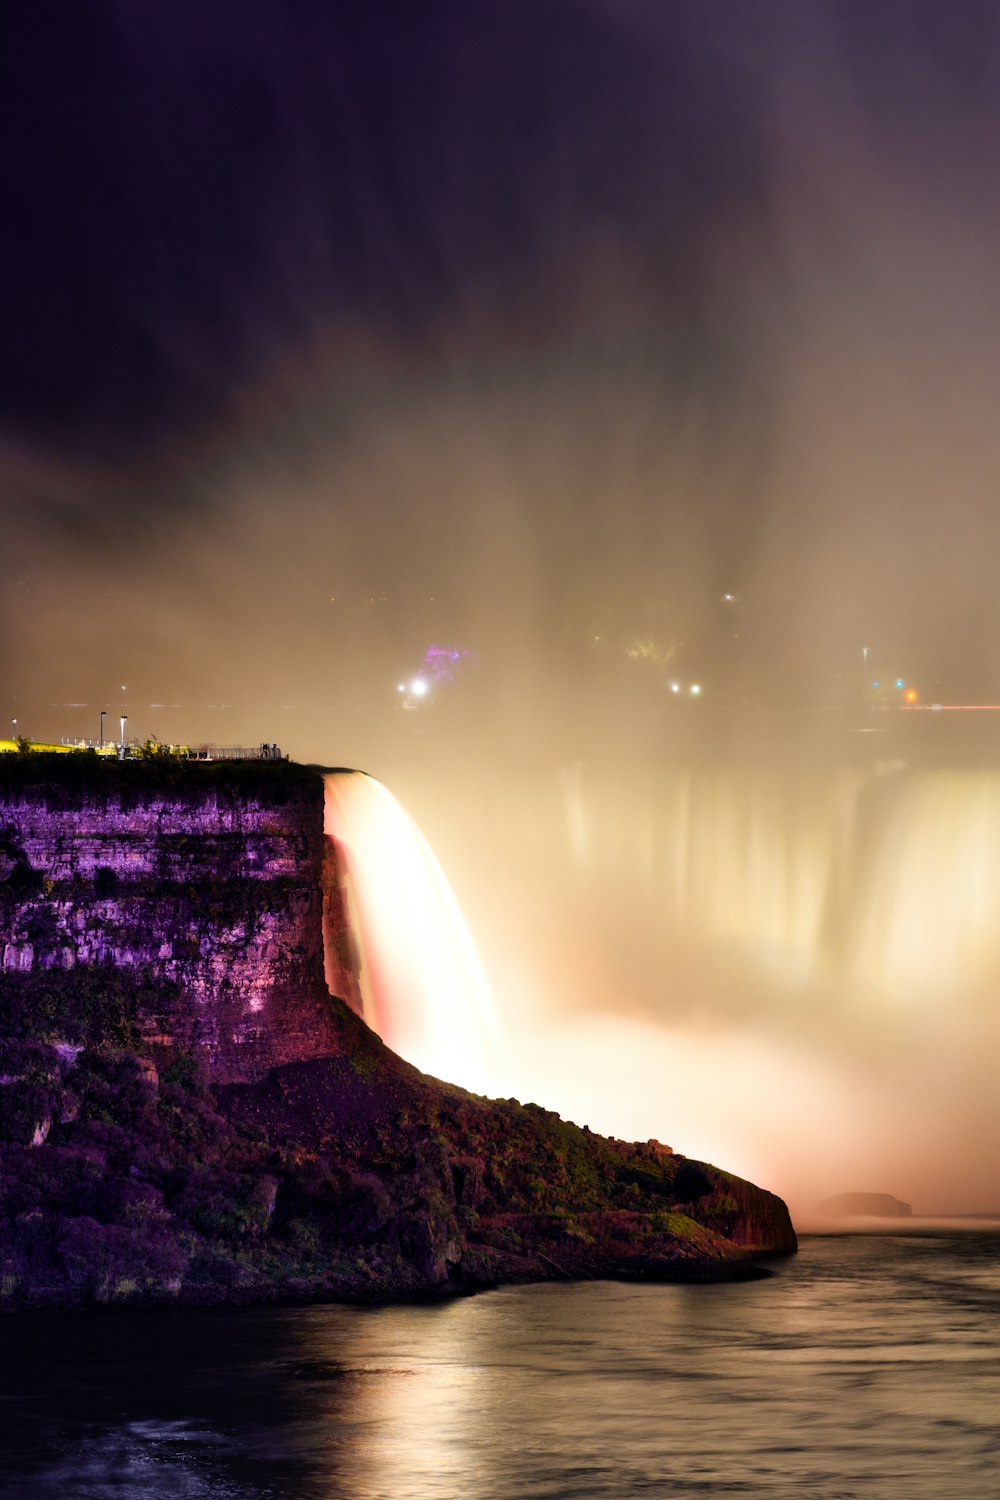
[
  {"left": 556, "top": 761, "right": 1000, "bottom": 1007},
  {"left": 322, "top": 771, "right": 500, "bottom": 1095},
  {"left": 315, "top": 753, "right": 1000, "bottom": 1214},
  {"left": 385, "top": 755, "right": 1000, "bottom": 1217}
]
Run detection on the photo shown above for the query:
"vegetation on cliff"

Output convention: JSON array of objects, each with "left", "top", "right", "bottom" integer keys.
[
  {"left": 0, "top": 747, "right": 316, "bottom": 806},
  {"left": 0, "top": 976, "right": 794, "bottom": 1310},
  {"left": 0, "top": 753, "right": 796, "bottom": 1310}
]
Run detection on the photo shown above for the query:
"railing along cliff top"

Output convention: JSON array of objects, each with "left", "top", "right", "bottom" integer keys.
[{"left": 32, "top": 739, "right": 287, "bottom": 762}]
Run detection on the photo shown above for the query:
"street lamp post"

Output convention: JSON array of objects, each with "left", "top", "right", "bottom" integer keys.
[{"left": 100, "top": 710, "right": 106, "bottom": 749}]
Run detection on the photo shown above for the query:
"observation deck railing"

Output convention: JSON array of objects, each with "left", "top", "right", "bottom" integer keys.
[{"left": 59, "top": 739, "right": 284, "bottom": 761}]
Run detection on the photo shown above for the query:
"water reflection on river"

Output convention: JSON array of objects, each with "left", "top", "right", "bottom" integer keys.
[{"left": 2, "top": 1232, "right": 998, "bottom": 1499}]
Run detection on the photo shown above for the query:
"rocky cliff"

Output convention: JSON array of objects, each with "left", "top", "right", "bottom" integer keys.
[
  {"left": 0, "top": 753, "right": 796, "bottom": 1309},
  {"left": 0, "top": 756, "right": 337, "bottom": 1083}
]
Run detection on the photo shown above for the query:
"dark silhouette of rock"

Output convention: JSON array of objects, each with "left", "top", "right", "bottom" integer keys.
[{"left": 815, "top": 1192, "right": 912, "bottom": 1219}]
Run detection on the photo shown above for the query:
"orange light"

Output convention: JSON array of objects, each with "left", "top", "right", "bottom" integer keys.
[{"left": 904, "top": 688, "right": 919, "bottom": 704}]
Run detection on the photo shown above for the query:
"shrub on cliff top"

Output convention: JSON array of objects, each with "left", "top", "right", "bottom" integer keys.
[{"left": 0, "top": 750, "right": 319, "bottom": 807}]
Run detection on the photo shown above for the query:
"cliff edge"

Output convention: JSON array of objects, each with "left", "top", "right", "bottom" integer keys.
[{"left": 0, "top": 753, "right": 795, "bottom": 1309}]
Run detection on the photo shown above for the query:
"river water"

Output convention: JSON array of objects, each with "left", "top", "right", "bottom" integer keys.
[{"left": 2, "top": 1230, "right": 998, "bottom": 1499}]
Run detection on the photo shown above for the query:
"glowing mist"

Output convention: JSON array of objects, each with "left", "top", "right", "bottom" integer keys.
[
  {"left": 386, "top": 757, "right": 1000, "bottom": 1219},
  {"left": 322, "top": 772, "right": 500, "bottom": 1094}
]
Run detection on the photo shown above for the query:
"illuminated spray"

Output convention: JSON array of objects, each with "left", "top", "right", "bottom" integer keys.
[
  {"left": 322, "top": 771, "right": 501, "bottom": 1095},
  {"left": 383, "top": 757, "right": 1000, "bottom": 1218},
  {"left": 320, "top": 757, "right": 1000, "bottom": 1215}
]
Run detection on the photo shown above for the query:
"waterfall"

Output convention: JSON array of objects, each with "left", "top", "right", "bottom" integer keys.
[
  {"left": 322, "top": 771, "right": 500, "bottom": 1095},
  {"left": 317, "top": 758, "right": 1000, "bottom": 1211},
  {"left": 380, "top": 756, "right": 1000, "bottom": 1214},
  {"left": 537, "top": 760, "right": 1000, "bottom": 1008}
]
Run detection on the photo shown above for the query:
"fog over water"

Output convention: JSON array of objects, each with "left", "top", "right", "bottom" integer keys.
[{"left": 4, "top": 3, "right": 1000, "bottom": 1213}]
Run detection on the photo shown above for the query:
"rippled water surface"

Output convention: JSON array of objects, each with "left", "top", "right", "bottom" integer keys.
[{"left": 2, "top": 1231, "right": 998, "bottom": 1498}]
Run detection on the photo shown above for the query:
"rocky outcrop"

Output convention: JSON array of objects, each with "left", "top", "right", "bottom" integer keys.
[
  {"left": 0, "top": 758, "right": 337, "bottom": 1082},
  {"left": 0, "top": 753, "right": 796, "bottom": 1310}
]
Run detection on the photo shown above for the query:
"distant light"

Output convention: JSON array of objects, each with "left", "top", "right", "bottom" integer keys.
[
  {"left": 397, "top": 684, "right": 405, "bottom": 692},
  {"left": 895, "top": 678, "right": 904, "bottom": 689},
  {"left": 722, "top": 592, "right": 736, "bottom": 603},
  {"left": 872, "top": 680, "right": 879, "bottom": 688},
  {"left": 410, "top": 678, "right": 429, "bottom": 698},
  {"left": 670, "top": 682, "right": 680, "bottom": 693},
  {"left": 904, "top": 688, "right": 919, "bottom": 704},
  {"left": 690, "top": 683, "right": 702, "bottom": 696}
]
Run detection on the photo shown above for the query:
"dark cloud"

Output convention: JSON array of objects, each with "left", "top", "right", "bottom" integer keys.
[
  {"left": 4, "top": 1, "right": 1000, "bottom": 719},
  {"left": 0, "top": 0, "right": 773, "bottom": 460}
]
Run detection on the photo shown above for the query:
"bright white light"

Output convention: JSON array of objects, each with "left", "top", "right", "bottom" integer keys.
[
  {"left": 690, "top": 683, "right": 702, "bottom": 696},
  {"left": 670, "top": 682, "right": 680, "bottom": 693},
  {"left": 397, "top": 684, "right": 405, "bottom": 692},
  {"left": 410, "top": 677, "right": 429, "bottom": 698}
]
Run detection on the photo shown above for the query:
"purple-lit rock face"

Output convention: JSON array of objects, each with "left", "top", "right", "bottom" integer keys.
[
  {"left": 0, "top": 761, "right": 797, "bottom": 1306},
  {"left": 0, "top": 779, "right": 340, "bottom": 1083}
]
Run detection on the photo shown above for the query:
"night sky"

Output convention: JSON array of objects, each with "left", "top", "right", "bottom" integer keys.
[
  {"left": 6, "top": 0, "right": 1000, "bottom": 754},
  {"left": 5, "top": 2, "right": 1000, "bottom": 1209}
]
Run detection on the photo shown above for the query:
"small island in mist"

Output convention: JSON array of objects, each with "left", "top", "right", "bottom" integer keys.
[{"left": 815, "top": 1193, "right": 913, "bottom": 1220}]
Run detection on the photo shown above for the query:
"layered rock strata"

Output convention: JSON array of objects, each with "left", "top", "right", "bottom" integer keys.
[{"left": 0, "top": 759, "right": 337, "bottom": 1082}]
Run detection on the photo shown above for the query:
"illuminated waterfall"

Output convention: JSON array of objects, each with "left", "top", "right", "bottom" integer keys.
[
  {"left": 322, "top": 771, "right": 500, "bottom": 1094},
  {"left": 843, "top": 771, "right": 1000, "bottom": 999},
  {"left": 547, "top": 761, "right": 1000, "bottom": 1007},
  {"left": 318, "top": 758, "right": 1000, "bottom": 1212},
  {"left": 388, "top": 757, "right": 1000, "bottom": 1214}
]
